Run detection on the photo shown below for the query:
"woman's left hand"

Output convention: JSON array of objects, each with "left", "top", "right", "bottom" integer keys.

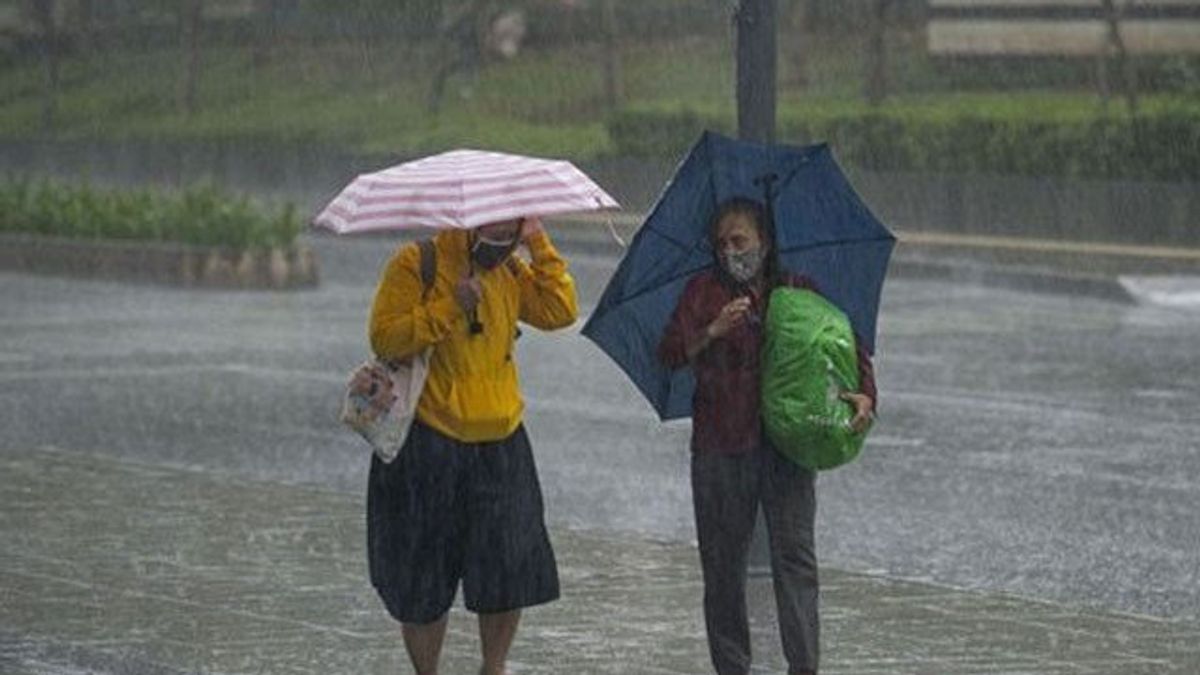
[
  {"left": 839, "top": 392, "right": 875, "bottom": 433},
  {"left": 520, "top": 217, "right": 545, "bottom": 242}
]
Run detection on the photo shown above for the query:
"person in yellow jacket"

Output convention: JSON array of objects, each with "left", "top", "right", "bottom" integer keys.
[{"left": 366, "top": 216, "right": 577, "bottom": 675}]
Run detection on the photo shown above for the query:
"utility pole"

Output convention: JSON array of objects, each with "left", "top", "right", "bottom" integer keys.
[
  {"left": 736, "top": 0, "right": 777, "bottom": 143},
  {"left": 734, "top": 0, "right": 778, "bottom": 574}
]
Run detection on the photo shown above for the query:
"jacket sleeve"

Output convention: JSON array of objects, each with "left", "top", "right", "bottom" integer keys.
[
  {"left": 514, "top": 231, "right": 579, "bottom": 331},
  {"left": 658, "top": 277, "right": 707, "bottom": 370},
  {"left": 855, "top": 342, "right": 879, "bottom": 411},
  {"left": 368, "top": 243, "right": 466, "bottom": 359}
]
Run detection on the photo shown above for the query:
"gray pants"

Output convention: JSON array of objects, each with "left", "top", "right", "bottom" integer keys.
[{"left": 691, "top": 447, "right": 819, "bottom": 675}]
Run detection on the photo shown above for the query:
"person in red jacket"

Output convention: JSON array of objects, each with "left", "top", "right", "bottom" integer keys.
[{"left": 658, "top": 197, "right": 876, "bottom": 675}]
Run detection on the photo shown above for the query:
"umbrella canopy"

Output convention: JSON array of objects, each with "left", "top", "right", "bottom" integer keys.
[
  {"left": 581, "top": 131, "right": 895, "bottom": 421},
  {"left": 314, "top": 149, "right": 619, "bottom": 234}
]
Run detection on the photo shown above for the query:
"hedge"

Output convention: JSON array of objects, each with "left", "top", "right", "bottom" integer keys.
[
  {"left": 0, "top": 179, "right": 303, "bottom": 249},
  {"left": 607, "top": 102, "right": 1200, "bottom": 181}
]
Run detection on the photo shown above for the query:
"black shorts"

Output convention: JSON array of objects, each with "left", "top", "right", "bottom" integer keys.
[{"left": 367, "top": 420, "right": 559, "bottom": 624}]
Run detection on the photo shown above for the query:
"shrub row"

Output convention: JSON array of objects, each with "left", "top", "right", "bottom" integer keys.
[
  {"left": 607, "top": 103, "right": 1200, "bottom": 181},
  {"left": 0, "top": 179, "right": 302, "bottom": 249}
]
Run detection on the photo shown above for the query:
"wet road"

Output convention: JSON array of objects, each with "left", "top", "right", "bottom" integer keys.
[{"left": 2, "top": 231, "right": 1198, "bottom": 623}]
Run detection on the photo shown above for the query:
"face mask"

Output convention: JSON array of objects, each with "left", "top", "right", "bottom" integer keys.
[
  {"left": 723, "top": 246, "right": 765, "bottom": 283},
  {"left": 471, "top": 235, "right": 516, "bottom": 270}
]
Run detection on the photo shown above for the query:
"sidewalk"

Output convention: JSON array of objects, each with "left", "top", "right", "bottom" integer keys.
[{"left": 3, "top": 446, "right": 1198, "bottom": 674}]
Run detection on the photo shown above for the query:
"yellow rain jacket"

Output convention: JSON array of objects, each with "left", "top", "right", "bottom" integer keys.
[{"left": 368, "top": 229, "right": 578, "bottom": 443}]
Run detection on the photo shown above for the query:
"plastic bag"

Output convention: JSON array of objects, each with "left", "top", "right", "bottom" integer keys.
[
  {"left": 762, "top": 287, "right": 868, "bottom": 470},
  {"left": 339, "top": 348, "right": 431, "bottom": 463}
]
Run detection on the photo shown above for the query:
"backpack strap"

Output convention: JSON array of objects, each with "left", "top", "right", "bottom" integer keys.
[
  {"left": 417, "top": 239, "right": 437, "bottom": 301},
  {"left": 415, "top": 238, "right": 518, "bottom": 299},
  {"left": 504, "top": 255, "right": 522, "bottom": 279}
]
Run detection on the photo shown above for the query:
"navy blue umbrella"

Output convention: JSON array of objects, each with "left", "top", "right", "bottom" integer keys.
[{"left": 581, "top": 131, "right": 895, "bottom": 421}]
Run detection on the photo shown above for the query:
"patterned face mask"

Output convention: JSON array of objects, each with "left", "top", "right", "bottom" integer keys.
[{"left": 722, "top": 246, "right": 765, "bottom": 283}]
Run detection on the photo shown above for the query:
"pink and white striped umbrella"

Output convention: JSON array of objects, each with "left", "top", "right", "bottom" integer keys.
[{"left": 313, "top": 149, "right": 620, "bottom": 234}]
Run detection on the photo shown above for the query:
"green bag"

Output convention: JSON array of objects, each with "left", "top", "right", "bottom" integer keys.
[{"left": 762, "top": 287, "right": 869, "bottom": 470}]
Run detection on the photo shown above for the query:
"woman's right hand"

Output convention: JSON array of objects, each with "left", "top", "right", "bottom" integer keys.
[{"left": 707, "top": 297, "right": 752, "bottom": 339}]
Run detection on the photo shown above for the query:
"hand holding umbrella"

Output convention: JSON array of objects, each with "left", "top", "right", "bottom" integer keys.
[
  {"left": 313, "top": 148, "right": 618, "bottom": 338},
  {"left": 313, "top": 149, "right": 618, "bottom": 235},
  {"left": 520, "top": 216, "right": 545, "bottom": 243}
]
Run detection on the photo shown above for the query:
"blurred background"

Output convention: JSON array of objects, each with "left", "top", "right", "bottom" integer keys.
[{"left": 0, "top": 0, "right": 1197, "bottom": 244}]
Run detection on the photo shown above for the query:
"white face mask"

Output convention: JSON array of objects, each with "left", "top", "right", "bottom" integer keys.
[
  {"left": 723, "top": 246, "right": 765, "bottom": 283},
  {"left": 476, "top": 231, "right": 518, "bottom": 247}
]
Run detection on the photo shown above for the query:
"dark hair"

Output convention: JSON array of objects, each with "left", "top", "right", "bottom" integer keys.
[{"left": 709, "top": 197, "right": 783, "bottom": 289}]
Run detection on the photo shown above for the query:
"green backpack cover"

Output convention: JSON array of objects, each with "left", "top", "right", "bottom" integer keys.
[{"left": 762, "top": 287, "right": 869, "bottom": 470}]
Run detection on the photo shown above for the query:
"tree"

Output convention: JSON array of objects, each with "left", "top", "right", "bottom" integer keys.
[
  {"left": 427, "top": 0, "right": 496, "bottom": 113},
  {"left": 600, "top": 0, "right": 623, "bottom": 110},
  {"left": 782, "top": 0, "right": 809, "bottom": 88},
  {"left": 178, "top": 0, "right": 203, "bottom": 117},
  {"left": 72, "top": 0, "right": 94, "bottom": 53},
  {"left": 252, "top": 0, "right": 281, "bottom": 68},
  {"left": 1099, "top": 0, "right": 1138, "bottom": 115},
  {"left": 864, "top": 0, "right": 891, "bottom": 106},
  {"left": 27, "top": 0, "right": 59, "bottom": 133}
]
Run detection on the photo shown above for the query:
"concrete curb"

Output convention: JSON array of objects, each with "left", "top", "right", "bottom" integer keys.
[
  {"left": 0, "top": 233, "right": 320, "bottom": 290},
  {"left": 537, "top": 213, "right": 1200, "bottom": 303},
  {"left": 887, "top": 254, "right": 1137, "bottom": 303},
  {"left": 306, "top": 223, "right": 1142, "bottom": 302}
]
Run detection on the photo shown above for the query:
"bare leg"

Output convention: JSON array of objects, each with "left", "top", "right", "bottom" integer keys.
[
  {"left": 478, "top": 609, "right": 521, "bottom": 675},
  {"left": 402, "top": 614, "right": 450, "bottom": 675}
]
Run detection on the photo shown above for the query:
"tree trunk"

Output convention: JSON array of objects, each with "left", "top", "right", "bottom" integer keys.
[
  {"left": 1101, "top": 0, "right": 1138, "bottom": 116},
  {"left": 73, "top": 0, "right": 94, "bottom": 53},
  {"left": 784, "top": 0, "right": 809, "bottom": 88},
  {"left": 30, "top": 0, "right": 59, "bottom": 133},
  {"left": 252, "top": 0, "right": 278, "bottom": 69},
  {"left": 864, "top": 0, "right": 890, "bottom": 106},
  {"left": 428, "top": 0, "right": 492, "bottom": 113},
  {"left": 179, "top": 0, "right": 204, "bottom": 117},
  {"left": 600, "top": 0, "right": 622, "bottom": 110}
]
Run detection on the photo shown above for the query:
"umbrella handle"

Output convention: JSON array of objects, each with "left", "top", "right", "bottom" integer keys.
[
  {"left": 465, "top": 252, "right": 484, "bottom": 335},
  {"left": 605, "top": 218, "right": 627, "bottom": 249},
  {"left": 754, "top": 173, "right": 779, "bottom": 207}
]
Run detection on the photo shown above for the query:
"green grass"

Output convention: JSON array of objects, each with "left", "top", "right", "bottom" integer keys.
[
  {"left": 633, "top": 89, "right": 1200, "bottom": 123},
  {"left": 1, "top": 32, "right": 1197, "bottom": 161},
  {"left": 0, "top": 41, "right": 619, "bottom": 155}
]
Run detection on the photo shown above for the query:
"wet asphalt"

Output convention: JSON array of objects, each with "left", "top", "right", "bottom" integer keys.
[
  {"left": 2, "top": 229, "right": 1200, "bottom": 667},
  {"left": 2, "top": 230, "right": 1198, "bottom": 626}
]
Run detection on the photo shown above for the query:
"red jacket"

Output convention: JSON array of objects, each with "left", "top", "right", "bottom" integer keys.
[{"left": 658, "top": 270, "right": 877, "bottom": 455}]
